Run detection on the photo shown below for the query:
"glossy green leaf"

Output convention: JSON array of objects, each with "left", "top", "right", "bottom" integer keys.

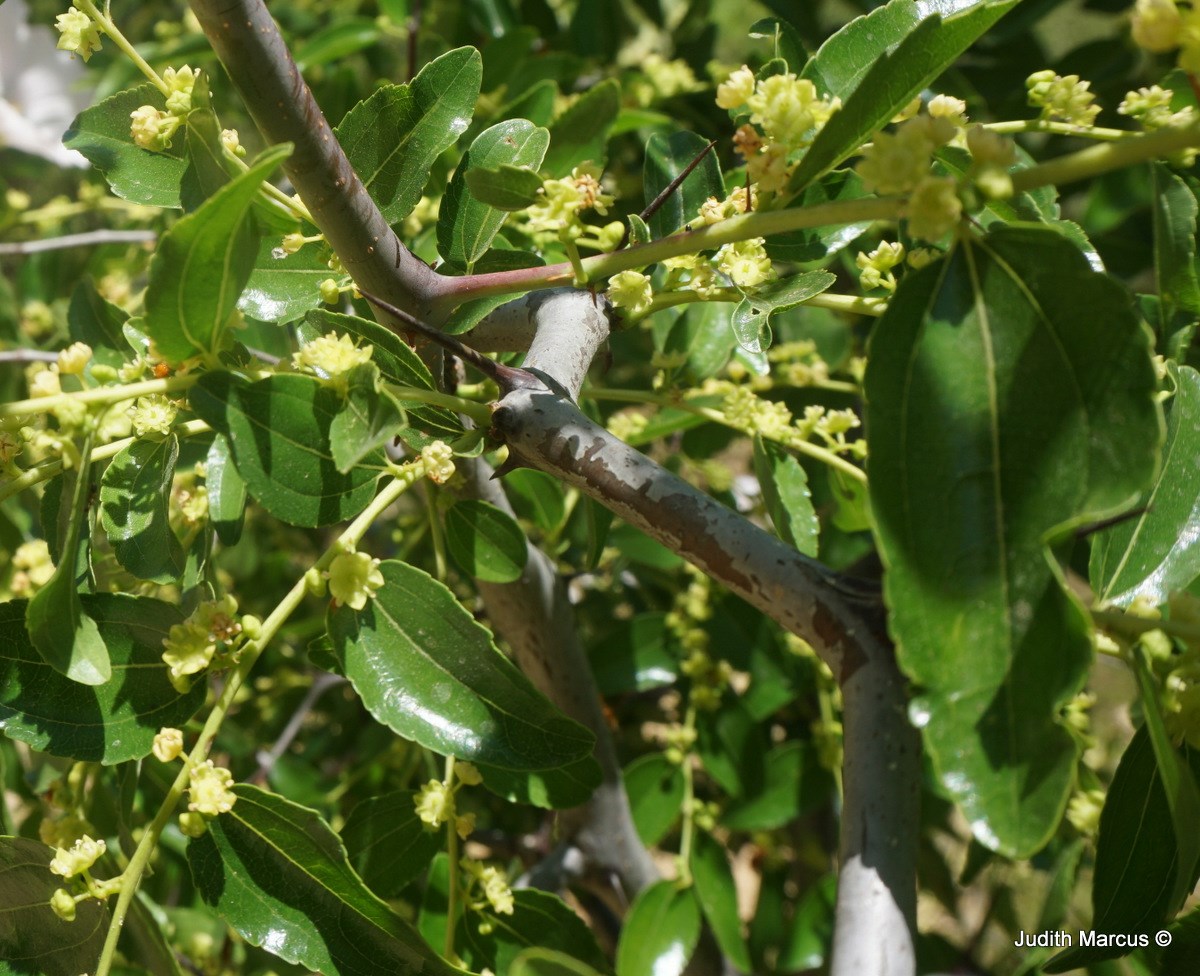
[
  {"left": 418, "top": 854, "right": 451, "bottom": 958},
  {"left": 440, "top": 120, "right": 550, "bottom": 267},
  {"left": 1153, "top": 163, "right": 1200, "bottom": 330},
  {"left": 0, "top": 597, "right": 204, "bottom": 763},
  {"left": 329, "top": 365, "right": 409, "bottom": 474},
  {"left": 444, "top": 499, "right": 529, "bottom": 583},
  {"left": 731, "top": 271, "right": 836, "bottom": 353},
  {"left": 340, "top": 790, "right": 440, "bottom": 898},
  {"left": 791, "top": 1, "right": 1018, "bottom": 191},
  {"left": 623, "top": 752, "right": 684, "bottom": 846},
  {"left": 721, "top": 742, "right": 830, "bottom": 830},
  {"left": 690, "top": 832, "right": 751, "bottom": 972},
  {"left": 866, "top": 225, "right": 1160, "bottom": 857},
  {"left": 303, "top": 309, "right": 463, "bottom": 444},
  {"left": 589, "top": 612, "right": 677, "bottom": 695},
  {"left": 188, "top": 785, "right": 460, "bottom": 976},
  {"left": 464, "top": 163, "right": 545, "bottom": 211},
  {"left": 26, "top": 435, "right": 109, "bottom": 686},
  {"left": 748, "top": 17, "right": 808, "bottom": 72},
  {"left": 99, "top": 434, "right": 184, "bottom": 583},
  {"left": 510, "top": 948, "right": 606, "bottom": 976},
  {"left": 188, "top": 371, "right": 382, "bottom": 528},
  {"left": 63, "top": 84, "right": 186, "bottom": 208},
  {"left": 144, "top": 144, "right": 292, "bottom": 362},
  {"left": 337, "top": 48, "right": 482, "bottom": 223},
  {"left": 0, "top": 836, "right": 109, "bottom": 976},
  {"left": 457, "top": 889, "right": 610, "bottom": 976},
  {"left": 475, "top": 754, "right": 601, "bottom": 810},
  {"left": 68, "top": 278, "right": 128, "bottom": 355},
  {"left": 1090, "top": 365, "right": 1200, "bottom": 606},
  {"left": 240, "top": 238, "right": 331, "bottom": 324},
  {"left": 206, "top": 434, "right": 246, "bottom": 546},
  {"left": 642, "top": 131, "right": 723, "bottom": 239},
  {"left": 542, "top": 80, "right": 620, "bottom": 176},
  {"left": 328, "top": 560, "right": 595, "bottom": 770},
  {"left": 615, "top": 881, "right": 700, "bottom": 976},
  {"left": 1046, "top": 727, "right": 1200, "bottom": 972},
  {"left": 753, "top": 436, "right": 818, "bottom": 555},
  {"left": 181, "top": 106, "right": 235, "bottom": 209}
]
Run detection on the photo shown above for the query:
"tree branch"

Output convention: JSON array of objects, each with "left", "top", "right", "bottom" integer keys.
[{"left": 188, "top": 0, "right": 443, "bottom": 315}]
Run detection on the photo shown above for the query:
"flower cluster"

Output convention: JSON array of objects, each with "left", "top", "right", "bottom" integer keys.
[
  {"left": 639, "top": 54, "right": 702, "bottom": 102},
  {"left": 716, "top": 66, "right": 840, "bottom": 193},
  {"left": 9, "top": 539, "right": 55, "bottom": 597},
  {"left": 715, "top": 238, "right": 772, "bottom": 288},
  {"left": 129, "top": 65, "right": 198, "bottom": 150},
  {"left": 523, "top": 164, "right": 615, "bottom": 243},
  {"left": 606, "top": 270, "right": 654, "bottom": 317},
  {"left": 462, "top": 859, "right": 515, "bottom": 917},
  {"left": 188, "top": 760, "right": 237, "bottom": 816},
  {"left": 49, "top": 834, "right": 106, "bottom": 879},
  {"left": 663, "top": 566, "right": 732, "bottom": 711},
  {"left": 152, "top": 727, "right": 184, "bottom": 763},
  {"left": 292, "top": 331, "right": 373, "bottom": 387},
  {"left": 421, "top": 440, "right": 457, "bottom": 485},
  {"left": 1119, "top": 85, "right": 1199, "bottom": 165},
  {"left": 1026, "top": 70, "right": 1101, "bottom": 127},
  {"left": 856, "top": 114, "right": 957, "bottom": 196},
  {"left": 54, "top": 6, "right": 103, "bottom": 60},
  {"left": 160, "top": 595, "right": 241, "bottom": 691},
  {"left": 128, "top": 394, "right": 177, "bottom": 437},
  {"left": 856, "top": 241, "right": 906, "bottom": 293},
  {"left": 413, "top": 761, "right": 482, "bottom": 840}
]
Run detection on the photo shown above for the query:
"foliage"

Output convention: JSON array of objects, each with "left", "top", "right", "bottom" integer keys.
[{"left": 3, "top": 1, "right": 1200, "bottom": 975}]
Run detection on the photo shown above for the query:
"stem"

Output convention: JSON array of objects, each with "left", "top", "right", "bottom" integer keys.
[
  {"left": 1012, "top": 123, "right": 1200, "bottom": 192},
  {"left": 0, "top": 230, "right": 157, "bottom": 256},
  {"left": 1092, "top": 607, "right": 1200, "bottom": 643},
  {"left": 93, "top": 474, "right": 414, "bottom": 976},
  {"left": 383, "top": 384, "right": 493, "bottom": 425},
  {"left": 443, "top": 757, "right": 460, "bottom": 961},
  {"left": 431, "top": 196, "right": 905, "bottom": 314},
  {"left": 676, "top": 705, "right": 698, "bottom": 887},
  {"left": 77, "top": 0, "right": 167, "bottom": 94},
  {"left": 645, "top": 288, "right": 888, "bottom": 318},
  {"left": 0, "top": 420, "right": 210, "bottom": 503},
  {"left": 983, "top": 119, "right": 1132, "bottom": 141},
  {"left": 585, "top": 387, "right": 868, "bottom": 483},
  {"left": 0, "top": 375, "right": 196, "bottom": 420}
]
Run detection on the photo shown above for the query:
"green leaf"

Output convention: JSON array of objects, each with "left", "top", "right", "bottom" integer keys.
[
  {"left": 464, "top": 163, "right": 545, "bottom": 211},
  {"left": 778, "top": 874, "right": 837, "bottom": 973},
  {"left": 623, "top": 753, "right": 684, "bottom": 846},
  {"left": 543, "top": 79, "right": 620, "bottom": 176},
  {"left": 1090, "top": 365, "right": 1200, "bottom": 606},
  {"left": 642, "top": 131, "right": 723, "bottom": 239},
  {"left": 188, "top": 371, "right": 382, "bottom": 528},
  {"left": 589, "top": 613, "right": 677, "bottom": 695},
  {"left": 99, "top": 434, "right": 185, "bottom": 583},
  {"left": 337, "top": 48, "right": 482, "bottom": 223},
  {"left": 866, "top": 225, "right": 1160, "bottom": 857},
  {"left": 205, "top": 434, "right": 246, "bottom": 546},
  {"left": 0, "top": 836, "right": 109, "bottom": 976},
  {"left": 340, "top": 790, "right": 440, "bottom": 898},
  {"left": 444, "top": 499, "right": 529, "bottom": 583},
  {"left": 1046, "top": 727, "right": 1200, "bottom": 972},
  {"left": 690, "top": 832, "right": 751, "bottom": 972},
  {"left": 68, "top": 278, "right": 128, "bottom": 356},
  {"left": 63, "top": 84, "right": 186, "bottom": 208},
  {"left": 0, "top": 597, "right": 204, "bottom": 763},
  {"left": 302, "top": 309, "right": 464, "bottom": 445},
  {"left": 440, "top": 120, "right": 550, "bottom": 267},
  {"left": 26, "top": 434, "right": 110, "bottom": 685},
  {"left": 616, "top": 881, "right": 700, "bottom": 976},
  {"left": 720, "top": 742, "right": 830, "bottom": 831},
  {"left": 329, "top": 365, "right": 410, "bottom": 474},
  {"left": 418, "top": 853, "right": 451, "bottom": 957},
  {"left": 748, "top": 17, "right": 808, "bottom": 72},
  {"left": 188, "top": 785, "right": 460, "bottom": 976},
  {"left": 510, "top": 948, "right": 606, "bottom": 976},
  {"left": 457, "top": 889, "right": 610, "bottom": 976},
  {"left": 753, "top": 437, "right": 818, "bottom": 555},
  {"left": 295, "top": 18, "right": 383, "bottom": 70},
  {"left": 144, "top": 144, "right": 292, "bottom": 362},
  {"left": 763, "top": 169, "right": 871, "bottom": 263},
  {"left": 475, "top": 755, "right": 602, "bottom": 810},
  {"left": 791, "top": 1, "right": 1018, "bottom": 191},
  {"left": 732, "top": 271, "right": 836, "bottom": 353},
  {"left": 240, "top": 238, "right": 332, "bottom": 324},
  {"left": 503, "top": 469, "right": 566, "bottom": 534},
  {"left": 328, "top": 559, "right": 596, "bottom": 770},
  {"left": 1152, "top": 163, "right": 1200, "bottom": 354}
]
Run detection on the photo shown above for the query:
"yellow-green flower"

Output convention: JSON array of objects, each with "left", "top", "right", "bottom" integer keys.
[
  {"left": 188, "top": 760, "right": 236, "bottom": 816},
  {"left": 50, "top": 888, "right": 77, "bottom": 922},
  {"left": 606, "top": 270, "right": 654, "bottom": 317},
  {"left": 128, "top": 394, "right": 177, "bottom": 437},
  {"left": 55, "top": 6, "right": 103, "bottom": 61},
  {"left": 293, "top": 331, "right": 372, "bottom": 384},
  {"left": 421, "top": 441, "right": 457, "bottom": 485},
  {"left": 49, "top": 834, "right": 106, "bottom": 879},
  {"left": 716, "top": 238, "right": 772, "bottom": 288},
  {"left": 152, "top": 728, "right": 184, "bottom": 763},
  {"left": 414, "top": 779, "right": 454, "bottom": 828},
  {"left": 56, "top": 342, "right": 92, "bottom": 375},
  {"left": 906, "top": 177, "right": 963, "bottom": 242},
  {"left": 327, "top": 549, "right": 384, "bottom": 611}
]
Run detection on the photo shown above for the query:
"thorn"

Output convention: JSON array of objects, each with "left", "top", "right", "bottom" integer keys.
[
  {"left": 1074, "top": 506, "right": 1150, "bottom": 540},
  {"left": 359, "top": 289, "right": 537, "bottom": 394},
  {"left": 617, "top": 139, "right": 719, "bottom": 250}
]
